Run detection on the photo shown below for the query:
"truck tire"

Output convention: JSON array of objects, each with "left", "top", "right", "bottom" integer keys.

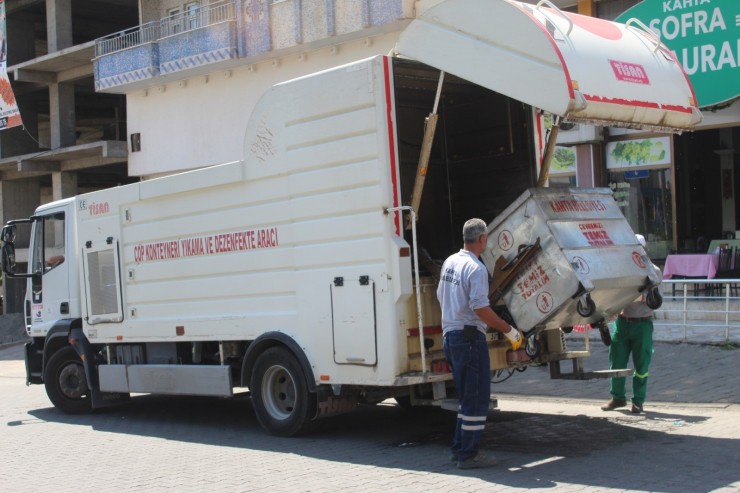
[
  {"left": 250, "top": 347, "right": 316, "bottom": 436},
  {"left": 44, "top": 346, "right": 92, "bottom": 414}
]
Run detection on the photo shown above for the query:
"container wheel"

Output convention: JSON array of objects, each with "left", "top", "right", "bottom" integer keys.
[
  {"left": 577, "top": 295, "right": 596, "bottom": 317},
  {"left": 250, "top": 347, "right": 316, "bottom": 436},
  {"left": 44, "top": 346, "right": 92, "bottom": 414},
  {"left": 525, "top": 336, "right": 541, "bottom": 358},
  {"left": 646, "top": 287, "right": 663, "bottom": 309}
]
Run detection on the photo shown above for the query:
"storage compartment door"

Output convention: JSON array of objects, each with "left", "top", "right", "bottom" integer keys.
[
  {"left": 331, "top": 277, "right": 377, "bottom": 366},
  {"left": 82, "top": 241, "right": 124, "bottom": 324}
]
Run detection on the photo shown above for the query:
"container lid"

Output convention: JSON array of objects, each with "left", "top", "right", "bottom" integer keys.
[{"left": 396, "top": 0, "right": 702, "bottom": 132}]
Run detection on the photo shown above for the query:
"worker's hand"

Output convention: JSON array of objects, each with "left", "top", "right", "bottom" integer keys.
[{"left": 503, "top": 326, "right": 524, "bottom": 351}]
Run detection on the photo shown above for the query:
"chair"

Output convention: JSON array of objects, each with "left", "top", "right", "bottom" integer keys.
[{"left": 712, "top": 247, "right": 736, "bottom": 296}]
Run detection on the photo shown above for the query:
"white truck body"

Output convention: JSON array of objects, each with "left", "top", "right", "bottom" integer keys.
[{"left": 4, "top": 0, "right": 700, "bottom": 436}]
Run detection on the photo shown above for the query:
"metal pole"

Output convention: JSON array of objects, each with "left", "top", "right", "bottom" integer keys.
[
  {"left": 683, "top": 283, "right": 688, "bottom": 341},
  {"left": 725, "top": 283, "right": 731, "bottom": 344}
]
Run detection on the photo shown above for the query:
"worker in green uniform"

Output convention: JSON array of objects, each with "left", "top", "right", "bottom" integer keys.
[{"left": 601, "top": 234, "right": 657, "bottom": 414}]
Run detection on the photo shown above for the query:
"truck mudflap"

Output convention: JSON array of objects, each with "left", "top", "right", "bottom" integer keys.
[
  {"left": 24, "top": 339, "right": 44, "bottom": 385},
  {"left": 68, "top": 327, "right": 130, "bottom": 409}
]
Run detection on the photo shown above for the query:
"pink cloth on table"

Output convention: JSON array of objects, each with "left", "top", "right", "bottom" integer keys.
[{"left": 662, "top": 254, "right": 719, "bottom": 279}]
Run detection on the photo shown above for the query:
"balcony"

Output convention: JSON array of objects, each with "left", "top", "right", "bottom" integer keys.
[
  {"left": 94, "top": 1, "right": 238, "bottom": 92},
  {"left": 94, "top": 0, "right": 408, "bottom": 94}
]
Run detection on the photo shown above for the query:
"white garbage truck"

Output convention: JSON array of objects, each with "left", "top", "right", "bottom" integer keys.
[{"left": 1, "top": 0, "right": 699, "bottom": 436}]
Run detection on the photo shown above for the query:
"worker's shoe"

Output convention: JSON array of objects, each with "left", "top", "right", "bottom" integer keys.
[
  {"left": 457, "top": 453, "right": 498, "bottom": 469},
  {"left": 601, "top": 399, "right": 627, "bottom": 411},
  {"left": 631, "top": 402, "right": 644, "bottom": 414}
]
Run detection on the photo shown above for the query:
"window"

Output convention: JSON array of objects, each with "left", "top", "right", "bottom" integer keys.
[
  {"left": 608, "top": 169, "right": 673, "bottom": 260},
  {"left": 83, "top": 241, "right": 124, "bottom": 324},
  {"left": 31, "top": 212, "right": 65, "bottom": 275},
  {"left": 186, "top": 2, "right": 200, "bottom": 29},
  {"left": 167, "top": 7, "right": 182, "bottom": 35}
]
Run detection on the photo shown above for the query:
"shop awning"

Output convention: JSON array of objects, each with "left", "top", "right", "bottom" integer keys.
[{"left": 396, "top": 0, "right": 702, "bottom": 133}]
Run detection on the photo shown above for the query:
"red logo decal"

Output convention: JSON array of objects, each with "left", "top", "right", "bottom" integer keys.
[
  {"left": 573, "top": 256, "right": 590, "bottom": 274},
  {"left": 632, "top": 251, "right": 646, "bottom": 268},
  {"left": 536, "top": 292, "right": 554, "bottom": 314},
  {"left": 498, "top": 230, "right": 514, "bottom": 251},
  {"left": 610, "top": 60, "right": 650, "bottom": 85}
]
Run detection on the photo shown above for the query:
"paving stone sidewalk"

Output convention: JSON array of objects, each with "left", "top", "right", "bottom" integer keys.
[{"left": 492, "top": 334, "right": 739, "bottom": 406}]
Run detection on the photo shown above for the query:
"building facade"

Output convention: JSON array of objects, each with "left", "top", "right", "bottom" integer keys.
[{"left": 1, "top": 0, "right": 140, "bottom": 312}]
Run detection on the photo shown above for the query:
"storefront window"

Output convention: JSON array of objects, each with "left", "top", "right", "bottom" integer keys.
[{"left": 608, "top": 169, "right": 673, "bottom": 259}]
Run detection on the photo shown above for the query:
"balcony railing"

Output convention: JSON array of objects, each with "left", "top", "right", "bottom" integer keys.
[
  {"left": 95, "top": 0, "right": 236, "bottom": 58},
  {"left": 95, "top": 22, "right": 160, "bottom": 57}
]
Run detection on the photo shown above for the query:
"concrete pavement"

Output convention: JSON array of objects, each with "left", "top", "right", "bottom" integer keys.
[{"left": 0, "top": 338, "right": 738, "bottom": 493}]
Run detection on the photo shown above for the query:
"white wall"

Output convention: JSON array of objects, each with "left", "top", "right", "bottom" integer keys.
[{"left": 126, "top": 33, "right": 400, "bottom": 178}]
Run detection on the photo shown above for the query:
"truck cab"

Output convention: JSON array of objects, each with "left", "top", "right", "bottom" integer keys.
[{"left": 3, "top": 200, "right": 79, "bottom": 336}]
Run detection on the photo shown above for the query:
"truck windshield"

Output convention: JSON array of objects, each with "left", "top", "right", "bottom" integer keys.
[{"left": 31, "top": 212, "right": 65, "bottom": 274}]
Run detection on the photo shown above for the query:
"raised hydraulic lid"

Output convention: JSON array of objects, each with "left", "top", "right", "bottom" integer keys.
[{"left": 396, "top": 0, "right": 702, "bottom": 133}]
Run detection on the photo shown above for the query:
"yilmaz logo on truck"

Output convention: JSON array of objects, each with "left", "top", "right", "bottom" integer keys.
[
  {"left": 609, "top": 60, "right": 650, "bottom": 85},
  {"left": 79, "top": 199, "right": 110, "bottom": 216},
  {"left": 133, "top": 227, "right": 279, "bottom": 263}
]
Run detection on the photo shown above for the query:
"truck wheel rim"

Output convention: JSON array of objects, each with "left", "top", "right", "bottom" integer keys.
[
  {"left": 59, "top": 363, "right": 87, "bottom": 399},
  {"left": 262, "top": 365, "right": 296, "bottom": 420}
]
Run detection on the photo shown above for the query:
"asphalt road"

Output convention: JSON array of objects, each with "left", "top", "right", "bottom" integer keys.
[{"left": 1, "top": 341, "right": 738, "bottom": 493}]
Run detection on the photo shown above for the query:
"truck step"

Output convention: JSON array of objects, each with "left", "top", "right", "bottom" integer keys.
[
  {"left": 549, "top": 358, "right": 632, "bottom": 380},
  {"left": 551, "top": 368, "right": 632, "bottom": 380}
]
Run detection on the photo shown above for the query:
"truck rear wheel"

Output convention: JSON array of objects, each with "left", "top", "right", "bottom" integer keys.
[
  {"left": 250, "top": 347, "right": 316, "bottom": 436},
  {"left": 44, "top": 346, "right": 92, "bottom": 414}
]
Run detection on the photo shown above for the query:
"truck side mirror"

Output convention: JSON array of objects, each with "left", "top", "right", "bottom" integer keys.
[
  {"left": 1, "top": 224, "right": 16, "bottom": 243},
  {"left": 1, "top": 242, "right": 17, "bottom": 276}
]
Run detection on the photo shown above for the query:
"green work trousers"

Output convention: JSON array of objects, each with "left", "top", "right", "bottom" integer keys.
[{"left": 609, "top": 318, "right": 654, "bottom": 405}]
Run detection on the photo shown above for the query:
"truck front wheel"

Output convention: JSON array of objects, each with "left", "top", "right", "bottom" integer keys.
[
  {"left": 250, "top": 347, "right": 316, "bottom": 436},
  {"left": 44, "top": 346, "right": 92, "bottom": 414}
]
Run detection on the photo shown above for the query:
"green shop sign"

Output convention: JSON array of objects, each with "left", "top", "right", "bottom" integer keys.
[{"left": 616, "top": 0, "right": 739, "bottom": 108}]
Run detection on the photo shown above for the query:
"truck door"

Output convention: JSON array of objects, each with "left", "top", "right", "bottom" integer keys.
[
  {"left": 27, "top": 208, "right": 73, "bottom": 337},
  {"left": 331, "top": 276, "right": 377, "bottom": 366}
]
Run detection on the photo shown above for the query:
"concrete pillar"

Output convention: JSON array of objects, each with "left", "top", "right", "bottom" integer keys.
[
  {"left": 0, "top": 180, "right": 41, "bottom": 314},
  {"left": 52, "top": 171, "right": 77, "bottom": 201},
  {"left": 46, "top": 0, "right": 73, "bottom": 52},
  {"left": 49, "top": 82, "right": 76, "bottom": 149},
  {"left": 575, "top": 144, "right": 595, "bottom": 187}
]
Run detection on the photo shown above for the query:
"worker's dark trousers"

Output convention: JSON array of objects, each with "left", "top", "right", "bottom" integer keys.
[
  {"left": 609, "top": 318, "right": 654, "bottom": 405},
  {"left": 443, "top": 329, "right": 491, "bottom": 461}
]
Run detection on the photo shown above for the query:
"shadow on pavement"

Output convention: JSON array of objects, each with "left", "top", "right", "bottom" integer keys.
[{"left": 20, "top": 393, "right": 739, "bottom": 492}]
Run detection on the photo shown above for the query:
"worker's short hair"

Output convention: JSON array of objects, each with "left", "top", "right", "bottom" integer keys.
[{"left": 463, "top": 218, "right": 487, "bottom": 244}]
